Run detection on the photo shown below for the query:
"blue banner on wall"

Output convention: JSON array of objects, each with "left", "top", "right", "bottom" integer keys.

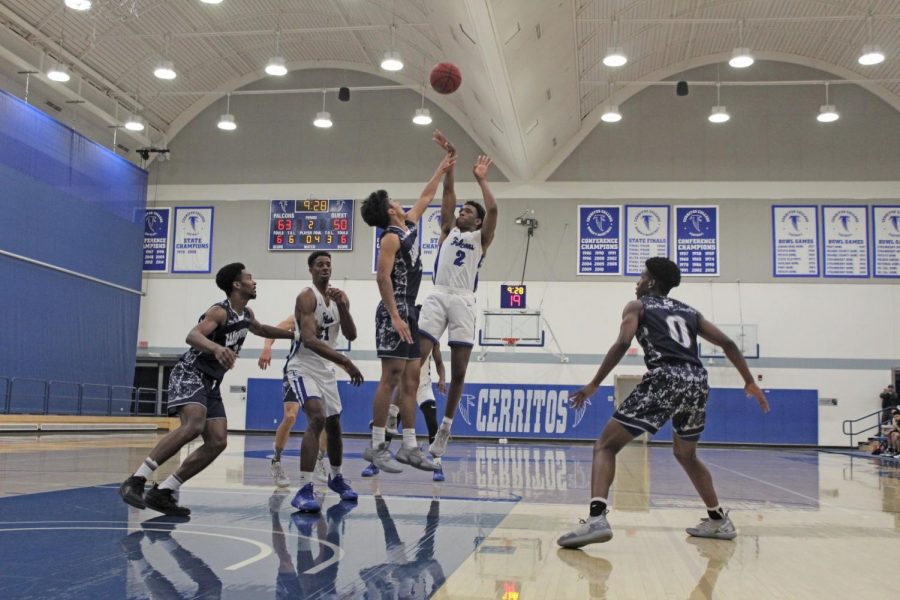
[
  {"left": 142, "top": 208, "right": 170, "bottom": 272},
  {"left": 577, "top": 205, "right": 621, "bottom": 275},
  {"left": 246, "top": 379, "right": 818, "bottom": 445},
  {"left": 674, "top": 206, "right": 719, "bottom": 276}
]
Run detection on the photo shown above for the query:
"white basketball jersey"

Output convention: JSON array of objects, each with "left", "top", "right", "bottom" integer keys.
[
  {"left": 285, "top": 286, "right": 340, "bottom": 373},
  {"left": 432, "top": 227, "right": 484, "bottom": 291}
]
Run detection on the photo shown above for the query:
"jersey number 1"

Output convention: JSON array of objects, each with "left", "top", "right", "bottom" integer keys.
[
  {"left": 665, "top": 316, "right": 691, "bottom": 349},
  {"left": 453, "top": 250, "right": 466, "bottom": 266}
]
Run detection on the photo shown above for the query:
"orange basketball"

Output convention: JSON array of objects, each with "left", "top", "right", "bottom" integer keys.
[{"left": 430, "top": 62, "right": 462, "bottom": 94}]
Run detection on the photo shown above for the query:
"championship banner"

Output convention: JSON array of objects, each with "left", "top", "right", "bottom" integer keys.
[
  {"left": 624, "top": 205, "right": 670, "bottom": 276},
  {"left": 421, "top": 205, "right": 444, "bottom": 276},
  {"left": 823, "top": 205, "right": 869, "bottom": 278},
  {"left": 873, "top": 206, "right": 900, "bottom": 278},
  {"left": 577, "top": 205, "right": 622, "bottom": 275},
  {"left": 142, "top": 207, "right": 170, "bottom": 272},
  {"left": 772, "top": 205, "right": 819, "bottom": 277},
  {"left": 172, "top": 206, "right": 214, "bottom": 274},
  {"left": 674, "top": 206, "right": 719, "bottom": 276}
]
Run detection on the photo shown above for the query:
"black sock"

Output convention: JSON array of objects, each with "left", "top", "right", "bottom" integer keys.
[
  {"left": 707, "top": 508, "right": 725, "bottom": 520},
  {"left": 589, "top": 499, "right": 607, "bottom": 517},
  {"left": 420, "top": 401, "right": 438, "bottom": 444}
]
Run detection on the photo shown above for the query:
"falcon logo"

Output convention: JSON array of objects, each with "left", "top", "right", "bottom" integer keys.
[
  {"left": 572, "top": 396, "right": 591, "bottom": 428},
  {"left": 838, "top": 214, "right": 852, "bottom": 234},
  {"left": 830, "top": 210, "right": 859, "bottom": 237},
  {"left": 457, "top": 394, "right": 477, "bottom": 426},
  {"left": 788, "top": 214, "right": 802, "bottom": 233},
  {"left": 633, "top": 209, "right": 662, "bottom": 236},
  {"left": 891, "top": 214, "right": 900, "bottom": 233},
  {"left": 144, "top": 211, "right": 164, "bottom": 236},
  {"left": 586, "top": 209, "right": 615, "bottom": 237}
]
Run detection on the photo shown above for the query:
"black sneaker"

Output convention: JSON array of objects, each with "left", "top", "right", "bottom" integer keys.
[
  {"left": 144, "top": 484, "right": 191, "bottom": 517},
  {"left": 119, "top": 475, "right": 147, "bottom": 510}
]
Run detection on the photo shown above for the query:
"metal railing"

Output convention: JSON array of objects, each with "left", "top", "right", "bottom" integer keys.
[
  {"left": 842, "top": 405, "right": 899, "bottom": 447},
  {"left": 0, "top": 376, "right": 168, "bottom": 417}
]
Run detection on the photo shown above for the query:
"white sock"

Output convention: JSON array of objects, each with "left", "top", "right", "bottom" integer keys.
[
  {"left": 434, "top": 456, "right": 442, "bottom": 467},
  {"left": 402, "top": 429, "right": 418, "bottom": 450},
  {"left": 372, "top": 426, "right": 386, "bottom": 446},
  {"left": 440, "top": 417, "right": 453, "bottom": 431},
  {"left": 159, "top": 474, "right": 182, "bottom": 492},
  {"left": 388, "top": 404, "right": 400, "bottom": 418},
  {"left": 330, "top": 465, "right": 342, "bottom": 478},
  {"left": 298, "top": 472, "right": 313, "bottom": 486},
  {"left": 134, "top": 458, "right": 158, "bottom": 479}
]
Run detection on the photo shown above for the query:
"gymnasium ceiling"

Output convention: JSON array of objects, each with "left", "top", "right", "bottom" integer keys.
[{"left": 0, "top": 0, "right": 898, "bottom": 181}]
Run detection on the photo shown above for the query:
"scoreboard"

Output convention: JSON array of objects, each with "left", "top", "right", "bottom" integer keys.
[
  {"left": 500, "top": 284, "right": 527, "bottom": 308},
  {"left": 268, "top": 199, "right": 353, "bottom": 251}
]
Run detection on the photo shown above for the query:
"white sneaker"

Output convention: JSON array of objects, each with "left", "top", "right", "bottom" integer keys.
[
  {"left": 270, "top": 460, "right": 290, "bottom": 488},
  {"left": 429, "top": 428, "right": 450, "bottom": 457},
  {"left": 557, "top": 512, "right": 613, "bottom": 548},
  {"left": 686, "top": 511, "right": 737, "bottom": 540},
  {"left": 396, "top": 446, "right": 440, "bottom": 471},
  {"left": 314, "top": 456, "right": 328, "bottom": 484},
  {"left": 363, "top": 442, "right": 403, "bottom": 474}
]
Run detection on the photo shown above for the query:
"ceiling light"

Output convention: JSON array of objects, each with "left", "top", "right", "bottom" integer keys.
[
  {"left": 313, "top": 111, "right": 333, "bottom": 128},
  {"left": 46, "top": 63, "right": 70, "bottom": 82},
  {"left": 600, "top": 105, "right": 622, "bottom": 122},
  {"left": 200, "top": 0, "right": 224, "bottom": 4},
  {"left": 265, "top": 56, "right": 287, "bottom": 76},
  {"left": 708, "top": 106, "right": 730, "bottom": 123},
  {"left": 153, "top": 59, "right": 176, "bottom": 80},
  {"left": 124, "top": 115, "right": 145, "bottom": 131},
  {"left": 857, "top": 44, "right": 885, "bottom": 65},
  {"left": 729, "top": 47, "right": 754, "bottom": 68},
  {"left": 816, "top": 104, "right": 839, "bottom": 123},
  {"left": 412, "top": 107, "right": 432, "bottom": 125},
  {"left": 380, "top": 50, "right": 403, "bottom": 71},
  {"left": 217, "top": 113, "right": 237, "bottom": 130},
  {"left": 603, "top": 47, "right": 627, "bottom": 67},
  {"left": 64, "top": 0, "right": 92, "bottom": 10}
]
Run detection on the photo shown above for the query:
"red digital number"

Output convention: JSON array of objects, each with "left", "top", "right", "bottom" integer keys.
[
  {"left": 340, "top": 235, "right": 347, "bottom": 244},
  {"left": 332, "top": 218, "right": 348, "bottom": 231},
  {"left": 275, "top": 235, "right": 283, "bottom": 244},
  {"left": 276, "top": 219, "right": 292, "bottom": 231}
]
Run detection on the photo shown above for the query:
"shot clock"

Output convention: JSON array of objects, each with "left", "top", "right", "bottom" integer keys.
[
  {"left": 500, "top": 284, "right": 527, "bottom": 309},
  {"left": 269, "top": 199, "right": 353, "bottom": 251}
]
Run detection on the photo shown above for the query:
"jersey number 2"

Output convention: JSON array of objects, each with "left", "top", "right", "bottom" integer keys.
[
  {"left": 665, "top": 316, "right": 691, "bottom": 349},
  {"left": 453, "top": 250, "right": 466, "bottom": 266}
]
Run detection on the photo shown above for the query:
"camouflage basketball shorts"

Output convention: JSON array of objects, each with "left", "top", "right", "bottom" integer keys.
[{"left": 613, "top": 364, "right": 710, "bottom": 440}]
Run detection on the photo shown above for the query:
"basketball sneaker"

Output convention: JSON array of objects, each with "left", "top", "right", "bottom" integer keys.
[
  {"left": 327, "top": 474, "right": 358, "bottom": 502},
  {"left": 557, "top": 511, "right": 613, "bottom": 548},
  {"left": 429, "top": 428, "right": 450, "bottom": 457},
  {"left": 433, "top": 467, "right": 445, "bottom": 482},
  {"left": 144, "top": 484, "right": 191, "bottom": 517},
  {"left": 686, "top": 511, "right": 737, "bottom": 540},
  {"left": 119, "top": 475, "right": 147, "bottom": 510},
  {"left": 363, "top": 442, "right": 403, "bottom": 474},
  {"left": 361, "top": 462, "right": 380, "bottom": 477},
  {"left": 555, "top": 548, "right": 613, "bottom": 599},
  {"left": 291, "top": 511, "right": 321, "bottom": 538},
  {"left": 396, "top": 446, "right": 440, "bottom": 471},
  {"left": 291, "top": 482, "right": 321, "bottom": 513},
  {"left": 270, "top": 460, "right": 290, "bottom": 488}
]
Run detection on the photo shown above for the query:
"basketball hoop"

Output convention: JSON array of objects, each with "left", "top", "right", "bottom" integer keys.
[{"left": 501, "top": 337, "right": 520, "bottom": 353}]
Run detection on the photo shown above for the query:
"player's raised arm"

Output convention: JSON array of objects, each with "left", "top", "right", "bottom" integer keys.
[
  {"left": 246, "top": 307, "right": 294, "bottom": 340},
  {"left": 433, "top": 130, "right": 458, "bottom": 239},
  {"left": 570, "top": 300, "right": 643, "bottom": 408},
  {"left": 326, "top": 287, "right": 357, "bottom": 342},
  {"left": 186, "top": 306, "right": 235, "bottom": 369},
  {"left": 407, "top": 150, "right": 456, "bottom": 224},
  {"left": 697, "top": 315, "right": 769, "bottom": 413},
  {"left": 295, "top": 289, "right": 362, "bottom": 385},
  {"left": 259, "top": 315, "right": 295, "bottom": 370},
  {"left": 473, "top": 155, "right": 498, "bottom": 251}
]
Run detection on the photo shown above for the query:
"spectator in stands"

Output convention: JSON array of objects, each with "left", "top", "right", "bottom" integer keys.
[
  {"left": 885, "top": 410, "right": 900, "bottom": 458},
  {"left": 881, "top": 385, "right": 898, "bottom": 424}
]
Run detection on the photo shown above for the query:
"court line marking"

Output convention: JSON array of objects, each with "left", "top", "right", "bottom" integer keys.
[
  {"left": 0, "top": 526, "right": 271, "bottom": 570},
  {"left": 0, "top": 520, "right": 344, "bottom": 574}
]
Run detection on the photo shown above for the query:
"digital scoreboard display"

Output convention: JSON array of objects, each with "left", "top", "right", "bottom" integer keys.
[
  {"left": 268, "top": 199, "right": 353, "bottom": 251},
  {"left": 500, "top": 284, "right": 527, "bottom": 309}
]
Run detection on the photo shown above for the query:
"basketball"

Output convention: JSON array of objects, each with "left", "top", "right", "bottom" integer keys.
[{"left": 430, "top": 62, "right": 462, "bottom": 94}]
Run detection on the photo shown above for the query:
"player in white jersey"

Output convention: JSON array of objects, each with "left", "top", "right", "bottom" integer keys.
[
  {"left": 419, "top": 135, "right": 498, "bottom": 460},
  {"left": 284, "top": 251, "right": 364, "bottom": 513}
]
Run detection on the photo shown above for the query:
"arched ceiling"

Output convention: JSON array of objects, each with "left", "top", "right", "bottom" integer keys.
[{"left": 0, "top": 0, "right": 897, "bottom": 181}]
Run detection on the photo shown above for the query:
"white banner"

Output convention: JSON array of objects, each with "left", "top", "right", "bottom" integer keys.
[
  {"left": 624, "top": 205, "right": 670, "bottom": 276},
  {"left": 172, "top": 207, "right": 214, "bottom": 273},
  {"left": 772, "top": 205, "right": 819, "bottom": 277},
  {"left": 873, "top": 206, "right": 900, "bottom": 278},
  {"left": 823, "top": 205, "right": 869, "bottom": 278}
]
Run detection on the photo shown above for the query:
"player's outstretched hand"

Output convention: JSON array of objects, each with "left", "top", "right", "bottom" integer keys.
[
  {"left": 391, "top": 314, "right": 413, "bottom": 344},
  {"left": 473, "top": 155, "right": 492, "bottom": 181},
  {"left": 432, "top": 129, "right": 455, "bottom": 156},
  {"left": 214, "top": 346, "right": 237, "bottom": 370},
  {"left": 437, "top": 153, "right": 457, "bottom": 175},
  {"left": 343, "top": 360, "right": 364, "bottom": 386},
  {"left": 257, "top": 347, "right": 272, "bottom": 370},
  {"left": 745, "top": 382, "right": 769, "bottom": 413},
  {"left": 570, "top": 383, "right": 598, "bottom": 409}
]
